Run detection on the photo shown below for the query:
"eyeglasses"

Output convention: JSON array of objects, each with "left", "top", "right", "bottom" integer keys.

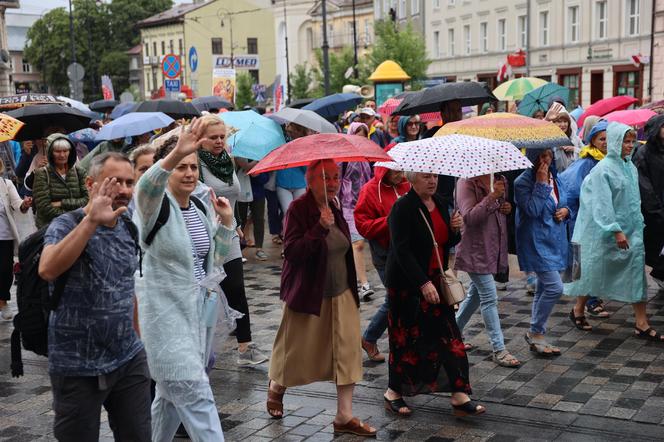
[{"left": 406, "top": 122, "right": 419, "bottom": 127}]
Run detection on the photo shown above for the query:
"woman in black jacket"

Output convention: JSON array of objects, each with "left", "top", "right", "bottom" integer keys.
[{"left": 383, "top": 171, "right": 485, "bottom": 417}]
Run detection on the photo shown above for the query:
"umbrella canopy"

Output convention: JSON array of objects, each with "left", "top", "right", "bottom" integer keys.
[
  {"left": 89, "top": 99, "right": 119, "bottom": 112},
  {"left": 518, "top": 83, "right": 570, "bottom": 117},
  {"left": 219, "top": 111, "right": 286, "bottom": 161},
  {"left": 569, "top": 106, "right": 584, "bottom": 121},
  {"left": 95, "top": 112, "right": 174, "bottom": 141},
  {"left": 641, "top": 99, "right": 664, "bottom": 115},
  {"left": 578, "top": 96, "right": 638, "bottom": 126},
  {"left": 68, "top": 128, "right": 98, "bottom": 143},
  {"left": 435, "top": 112, "right": 570, "bottom": 150},
  {"left": 302, "top": 93, "right": 363, "bottom": 119},
  {"left": 249, "top": 133, "right": 392, "bottom": 175},
  {"left": 287, "top": 97, "right": 316, "bottom": 109},
  {"left": 0, "top": 93, "right": 61, "bottom": 110},
  {"left": 493, "top": 77, "right": 549, "bottom": 101},
  {"left": 134, "top": 100, "right": 200, "bottom": 120},
  {"left": 192, "top": 96, "right": 234, "bottom": 112},
  {"left": 394, "top": 82, "right": 496, "bottom": 116},
  {"left": 377, "top": 97, "right": 441, "bottom": 123},
  {"left": 603, "top": 109, "right": 656, "bottom": 127},
  {"left": 0, "top": 113, "right": 25, "bottom": 142},
  {"left": 110, "top": 102, "right": 139, "bottom": 120},
  {"left": 6, "top": 104, "right": 92, "bottom": 141},
  {"left": 57, "top": 96, "right": 92, "bottom": 114},
  {"left": 269, "top": 108, "right": 337, "bottom": 134},
  {"left": 375, "top": 135, "right": 532, "bottom": 178}
]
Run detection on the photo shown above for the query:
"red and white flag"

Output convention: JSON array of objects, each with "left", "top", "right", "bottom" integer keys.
[
  {"left": 497, "top": 62, "right": 512, "bottom": 82},
  {"left": 631, "top": 54, "right": 650, "bottom": 67}
]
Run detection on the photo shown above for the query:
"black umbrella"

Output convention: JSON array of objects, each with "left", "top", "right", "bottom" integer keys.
[
  {"left": 394, "top": 82, "right": 496, "bottom": 116},
  {"left": 0, "top": 93, "right": 62, "bottom": 110},
  {"left": 191, "top": 96, "right": 234, "bottom": 112},
  {"left": 89, "top": 99, "right": 119, "bottom": 112},
  {"left": 134, "top": 100, "right": 201, "bottom": 120},
  {"left": 287, "top": 97, "right": 316, "bottom": 109},
  {"left": 5, "top": 104, "right": 92, "bottom": 141}
]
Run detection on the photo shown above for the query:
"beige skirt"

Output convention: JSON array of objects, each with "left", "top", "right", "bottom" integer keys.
[{"left": 268, "top": 288, "right": 362, "bottom": 387}]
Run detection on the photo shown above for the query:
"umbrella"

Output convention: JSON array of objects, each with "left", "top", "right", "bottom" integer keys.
[
  {"left": 219, "top": 111, "right": 286, "bottom": 161},
  {"left": 378, "top": 97, "right": 441, "bottom": 123},
  {"left": 89, "top": 99, "right": 119, "bottom": 112},
  {"left": 302, "top": 93, "right": 363, "bottom": 119},
  {"left": 641, "top": 99, "right": 664, "bottom": 115},
  {"left": 375, "top": 135, "right": 532, "bottom": 178},
  {"left": 249, "top": 133, "right": 392, "bottom": 175},
  {"left": 518, "top": 83, "right": 570, "bottom": 117},
  {"left": 394, "top": 82, "right": 496, "bottom": 116},
  {"left": 110, "top": 102, "right": 139, "bottom": 120},
  {"left": 493, "top": 77, "right": 549, "bottom": 101},
  {"left": 57, "top": 96, "right": 92, "bottom": 113},
  {"left": 0, "top": 93, "right": 62, "bottom": 110},
  {"left": 68, "top": 128, "right": 98, "bottom": 144},
  {"left": 95, "top": 112, "right": 174, "bottom": 141},
  {"left": 134, "top": 100, "right": 201, "bottom": 120},
  {"left": 6, "top": 104, "right": 92, "bottom": 141},
  {"left": 192, "top": 96, "right": 234, "bottom": 112},
  {"left": 269, "top": 108, "right": 337, "bottom": 134},
  {"left": 569, "top": 106, "right": 584, "bottom": 121},
  {"left": 287, "top": 98, "right": 316, "bottom": 109},
  {"left": 578, "top": 96, "right": 638, "bottom": 126},
  {"left": 0, "top": 113, "right": 24, "bottom": 142},
  {"left": 603, "top": 109, "right": 657, "bottom": 127},
  {"left": 435, "top": 112, "right": 570, "bottom": 150}
]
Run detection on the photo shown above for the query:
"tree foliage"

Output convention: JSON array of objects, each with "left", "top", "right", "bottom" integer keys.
[
  {"left": 312, "top": 47, "right": 369, "bottom": 96},
  {"left": 235, "top": 72, "right": 256, "bottom": 109},
  {"left": 369, "top": 20, "right": 430, "bottom": 82},
  {"left": 289, "top": 63, "right": 316, "bottom": 100},
  {"left": 98, "top": 51, "right": 130, "bottom": 97}
]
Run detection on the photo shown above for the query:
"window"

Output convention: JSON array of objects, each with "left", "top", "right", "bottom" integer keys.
[
  {"left": 247, "top": 38, "right": 258, "bottom": 54},
  {"left": 306, "top": 28, "right": 314, "bottom": 51},
  {"left": 448, "top": 28, "right": 455, "bottom": 56},
  {"left": 411, "top": 0, "right": 419, "bottom": 14},
  {"left": 568, "top": 6, "right": 579, "bottom": 43},
  {"left": 560, "top": 73, "right": 580, "bottom": 107},
  {"left": 518, "top": 15, "right": 527, "bottom": 49},
  {"left": 398, "top": 0, "right": 406, "bottom": 18},
  {"left": 615, "top": 70, "right": 640, "bottom": 98},
  {"left": 211, "top": 37, "right": 223, "bottom": 55},
  {"left": 449, "top": 0, "right": 456, "bottom": 4},
  {"left": 364, "top": 19, "right": 371, "bottom": 45},
  {"left": 347, "top": 22, "right": 354, "bottom": 45},
  {"left": 596, "top": 1, "right": 607, "bottom": 39},
  {"left": 376, "top": 0, "right": 382, "bottom": 17},
  {"left": 169, "top": 40, "right": 174, "bottom": 53},
  {"left": 153, "top": 42, "right": 157, "bottom": 57},
  {"left": 179, "top": 39, "right": 183, "bottom": 55},
  {"left": 464, "top": 25, "right": 471, "bottom": 55},
  {"left": 328, "top": 24, "right": 334, "bottom": 47},
  {"left": 539, "top": 11, "right": 549, "bottom": 46},
  {"left": 433, "top": 0, "right": 440, "bottom": 7},
  {"left": 627, "top": 0, "right": 640, "bottom": 36},
  {"left": 160, "top": 41, "right": 165, "bottom": 55},
  {"left": 22, "top": 58, "right": 31, "bottom": 73},
  {"left": 497, "top": 19, "right": 506, "bottom": 51},
  {"left": 433, "top": 30, "right": 440, "bottom": 57},
  {"left": 480, "top": 22, "right": 488, "bottom": 53},
  {"left": 144, "top": 43, "right": 149, "bottom": 57}
]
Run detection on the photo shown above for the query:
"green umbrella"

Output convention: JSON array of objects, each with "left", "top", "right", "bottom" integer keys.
[
  {"left": 518, "top": 83, "right": 571, "bottom": 117},
  {"left": 492, "top": 77, "right": 549, "bottom": 101}
]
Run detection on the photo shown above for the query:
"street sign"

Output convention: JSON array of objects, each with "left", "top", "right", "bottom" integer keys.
[
  {"left": 119, "top": 91, "right": 134, "bottom": 103},
  {"left": 162, "top": 54, "right": 181, "bottom": 79},
  {"left": 189, "top": 46, "right": 198, "bottom": 72},
  {"left": 67, "top": 62, "right": 85, "bottom": 81},
  {"left": 165, "top": 79, "right": 181, "bottom": 92}
]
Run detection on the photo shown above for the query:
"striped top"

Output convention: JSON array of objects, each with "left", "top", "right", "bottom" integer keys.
[{"left": 180, "top": 203, "right": 211, "bottom": 282}]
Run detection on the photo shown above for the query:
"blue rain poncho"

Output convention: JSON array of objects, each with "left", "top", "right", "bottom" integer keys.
[{"left": 564, "top": 123, "right": 647, "bottom": 303}]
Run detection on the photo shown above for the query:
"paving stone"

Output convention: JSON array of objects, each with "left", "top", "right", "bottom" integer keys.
[
  {"left": 287, "top": 424, "right": 325, "bottom": 437},
  {"left": 605, "top": 407, "right": 637, "bottom": 420},
  {"left": 552, "top": 401, "right": 583, "bottom": 412}
]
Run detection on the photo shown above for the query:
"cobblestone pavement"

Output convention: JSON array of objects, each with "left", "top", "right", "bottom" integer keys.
[{"left": 1, "top": 242, "right": 664, "bottom": 441}]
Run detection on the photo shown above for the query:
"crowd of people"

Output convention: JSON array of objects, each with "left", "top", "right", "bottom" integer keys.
[{"left": 0, "top": 91, "right": 663, "bottom": 441}]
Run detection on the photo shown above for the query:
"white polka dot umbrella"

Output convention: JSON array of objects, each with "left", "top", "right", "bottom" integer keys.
[{"left": 375, "top": 134, "right": 532, "bottom": 179}]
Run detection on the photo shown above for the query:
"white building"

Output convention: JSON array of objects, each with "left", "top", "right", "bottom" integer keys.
[{"left": 423, "top": 0, "right": 652, "bottom": 108}]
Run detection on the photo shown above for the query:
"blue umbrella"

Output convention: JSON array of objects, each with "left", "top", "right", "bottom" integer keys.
[
  {"left": 518, "top": 83, "right": 570, "bottom": 117},
  {"left": 219, "top": 111, "right": 285, "bottom": 161},
  {"left": 110, "top": 102, "right": 139, "bottom": 120},
  {"left": 302, "top": 93, "right": 363, "bottom": 119},
  {"left": 570, "top": 106, "right": 584, "bottom": 122},
  {"left": 95, "top": 112, "right": 174, "bottom": 141}
]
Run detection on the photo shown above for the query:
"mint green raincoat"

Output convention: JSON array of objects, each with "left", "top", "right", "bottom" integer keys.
[{"left": 565, "top": 122, "right": 647, "bottom": 303}]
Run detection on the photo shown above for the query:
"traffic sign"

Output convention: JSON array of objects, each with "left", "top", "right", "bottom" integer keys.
[
  {"left": 189, "top": 46, "right": 198, "bottom": 72},
  {"left": 162, "top": 54, "right": 181, "bottom": 79},
  {"left": 164, "top": 79, "right": 181, "bottom": 92},
  {"left": 67, "top": 62, "right": 85, "bottom": 81}
]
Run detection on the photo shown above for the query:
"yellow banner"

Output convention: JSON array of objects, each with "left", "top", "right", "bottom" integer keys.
[{"left": 0, "top": 113, "right": 24, "bottom": 142}]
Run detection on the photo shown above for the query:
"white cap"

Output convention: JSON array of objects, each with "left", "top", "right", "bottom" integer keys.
[{"left": 359, "top": 107, "right": 376, "bottom": 116}]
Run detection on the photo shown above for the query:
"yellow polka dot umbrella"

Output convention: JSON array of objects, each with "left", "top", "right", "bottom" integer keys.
[{"left": 434, "top": 112, "right": 570, "bottom": 150}]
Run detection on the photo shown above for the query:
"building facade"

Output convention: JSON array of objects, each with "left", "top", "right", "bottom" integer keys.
[
  {"left": 0, "top": 1, "right": 21, "bottom": 96},
  {"left": 424, "top": 0, "right": 652, "bottom": 107},
  {"left": 651, "top": 0, "right": 664, "bottom": 101},
  {"left": 6, "top": 11, "right": 43, "bottom": 94},
  {"left": 373, "top": 0, "right": 425, "bottom": 34}
]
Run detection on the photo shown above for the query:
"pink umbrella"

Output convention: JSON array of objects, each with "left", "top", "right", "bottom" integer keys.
[
  {"left": 604, "top": 109, "right": 657, "bottom": 127},
  {"left": 378, "top": 97, "right": 441, "bottom": 123},
  {"left": 578, "top": 96, "right": 638, "bottom": 126}
]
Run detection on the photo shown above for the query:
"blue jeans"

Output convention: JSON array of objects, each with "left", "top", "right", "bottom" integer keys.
[
  {"left": 455, "top": 273, "right": 505, "bottom": 352},
  {"left": 363, "top": 241, "right": 388, "bottom": 343},
  {"left": 531, "top": 271, "right": 563, "bottom": 335}
]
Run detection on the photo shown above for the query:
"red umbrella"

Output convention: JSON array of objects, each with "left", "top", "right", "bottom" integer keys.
[
  {"left": 249, "top": 133, "right": 392, "bottom": 175},
  {"left": 604, "top": 109, "right": 657, "bottom": 127},
  {"left": 578, "top": 96, "right": 638, "bottom": 126},
  {"left": 378, "top": 97, "right": 441, "bottom": 123}
]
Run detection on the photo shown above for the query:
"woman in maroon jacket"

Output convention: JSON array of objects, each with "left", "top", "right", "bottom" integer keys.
[{"left": 266, "top": 160, "right": 376, "bottom": 438}]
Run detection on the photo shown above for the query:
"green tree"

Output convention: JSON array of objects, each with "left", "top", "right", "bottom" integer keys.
[
  {"left": 98, "top": 51, "right": 130, "bottom": 98},
  {"left": 369, "top": 20, "right": 430, "bottom": 84},
  {"left": 107, "top": 0, "right": 173, "bottom": 49},
  {"left": 289, "top": 63, "right": 315, "bottom": 99},
  {"left": 235, "top": 72, "right": 256, "bottom": 109},
  {"left": 312, "top": 47, "right": 369, "bottom": 95}
]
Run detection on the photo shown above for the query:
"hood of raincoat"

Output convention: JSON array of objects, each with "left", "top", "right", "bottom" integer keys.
[
  {"left": 392, "top": 116, "right": 413, "bottom": 144},
  {"left": 525, "top": 148, "right": 558, "bottom": 178},
  {"left": 645, "top": 114, "right": 664, "bottom": 150},
  {"left": 45, "top": 133, "right": 77, "bottom": 169},
  {"left": 348, "top": 122, "right": 369, "bottom": 137},
  {"left": 606, "top": 122, "right": 633, "bottom": 161}
]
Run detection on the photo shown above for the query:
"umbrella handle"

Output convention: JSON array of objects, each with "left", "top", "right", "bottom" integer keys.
[
  {"left": 323, "top": 168, "right": 329, "bottom": 208},
  {"left": 490, "top": 173, "right": 494, "bottom": 193}
]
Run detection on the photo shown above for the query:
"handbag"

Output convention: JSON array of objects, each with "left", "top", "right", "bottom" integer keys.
[{"left": 418, "top": 209, "right": 466, "bottom": 305}]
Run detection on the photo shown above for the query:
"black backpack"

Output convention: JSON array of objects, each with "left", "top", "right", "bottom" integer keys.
[
  {"left": 10, "top": 211, "right": 140, "bottom": 378},
  {"left": 144, "top": 195, "right": 207, "bottom": 246}
]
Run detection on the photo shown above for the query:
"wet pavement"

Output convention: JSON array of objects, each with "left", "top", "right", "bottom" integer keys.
[{"left": 1, "top": 242, "right": 664, "bottom": 441}]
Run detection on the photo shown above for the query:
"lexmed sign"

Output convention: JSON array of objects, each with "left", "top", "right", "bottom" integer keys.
[{"left": 212, "top": 55, "right": 259, "bottom": 70}]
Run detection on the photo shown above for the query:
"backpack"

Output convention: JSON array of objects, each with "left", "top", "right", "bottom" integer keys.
[
  {"left": 144, "top": 195, "right": 207, "bottom": 246},
  {"left": 10, "top": 211, "right": 140, "bottom": 378}
]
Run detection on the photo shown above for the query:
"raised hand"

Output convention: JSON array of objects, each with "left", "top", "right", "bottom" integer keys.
[
  {"left": 87, "top": 178, "right": 127, "bottom": 226},
  {"left": 174, "top": 117, "right": 211, "bottom": 157}
]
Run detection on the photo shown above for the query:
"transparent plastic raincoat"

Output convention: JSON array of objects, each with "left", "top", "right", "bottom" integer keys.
[{"left": 564, "top": 123, "right": 647, "bottom": 303}]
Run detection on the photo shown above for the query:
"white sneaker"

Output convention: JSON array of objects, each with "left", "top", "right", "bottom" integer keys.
[
  {"left": 495, "top": 282, "right": 508, "bottom": 291},
  {"left": 237, "top": 343, "right": 269, "bottom": 366},
  {"left": 0, "top": 304, "right": 14, "bottom": 321},
  {"left": 359, "top": 283, "right": 375, "bottom": 301}
]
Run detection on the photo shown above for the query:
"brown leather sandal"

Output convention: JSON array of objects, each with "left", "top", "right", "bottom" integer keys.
[
  {"left": 333, "top": 417, "right": 377, "bottom": 437},
  {"left": 266, "top": 380, "right": 285, "bottom": 419}
]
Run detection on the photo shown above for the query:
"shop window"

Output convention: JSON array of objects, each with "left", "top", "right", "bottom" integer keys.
[{"left": 212, "top": 38, "right": 223, "bottom": 55}]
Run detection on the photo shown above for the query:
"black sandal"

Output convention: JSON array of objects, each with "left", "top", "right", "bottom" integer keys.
[
  {"left": 383, "top": 396, "right": 412, "bottom": 416},
  {"left": 634, "top": 327, "right": 664, "bottom": 342},
  {"left": 569, "top": 310, "right": 592, "bottom": 331},
  {"left": 452, "top": 400, "right": 486, "bottom": 417}
]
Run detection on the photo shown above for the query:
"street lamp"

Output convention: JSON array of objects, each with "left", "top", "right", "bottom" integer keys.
[{"left": 218, "top": 8, "right": 236, "bottom": 69}]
